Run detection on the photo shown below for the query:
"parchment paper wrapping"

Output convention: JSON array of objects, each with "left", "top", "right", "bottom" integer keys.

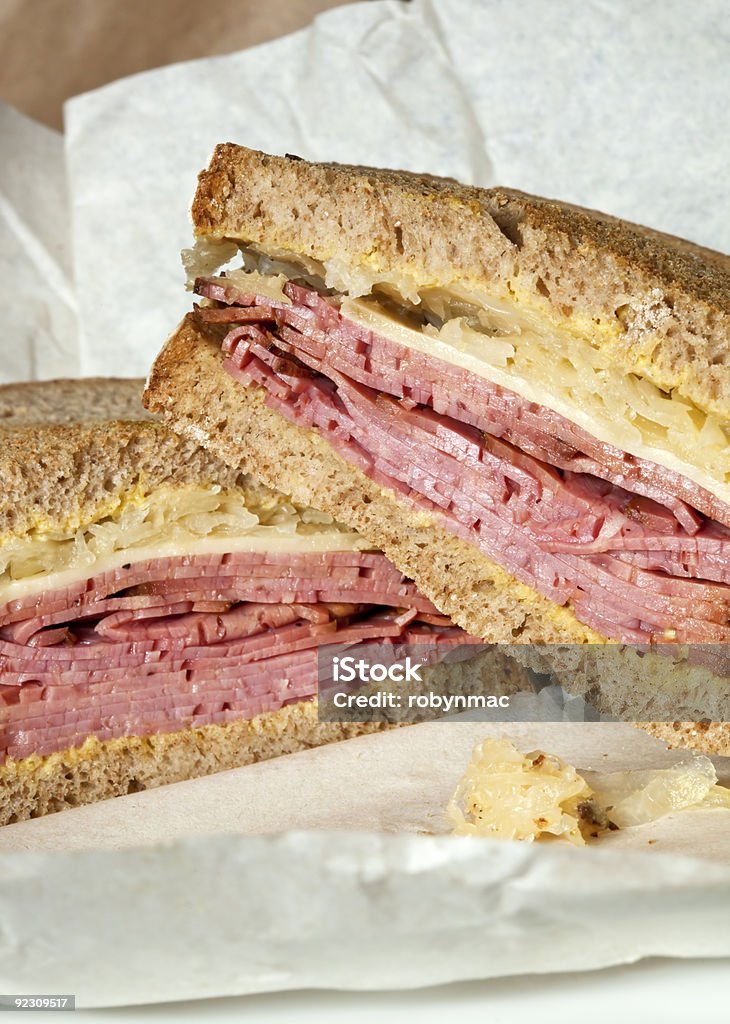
[
  {"left": 2, "top": 0, "right": 728, "bottom": 381},
  {"left": 0, "top": 104, "right": 78, "bottom": 379},
  {"left": 0, "top": 0, "right": 728, "bottom": 1009},
  {"left": 0, "top": 722, "right": 728, "bottom": 1007}
]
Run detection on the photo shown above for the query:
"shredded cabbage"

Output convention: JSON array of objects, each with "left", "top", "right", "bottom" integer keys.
[
  {"left": 182, "top": 254, "right": 730, "bottom": 501},
  {"left": 448, "top": 738, "right": 597, "bottom": 846},
  {"left": 324, "top": 256, "right": 423, "bottom": 304},
  {"left": 182, "top": 237, "right": 240, "bottom": 287},
  {"left": 0, "top": 485, "right": 366, "bottom": 588},
  {"left": 240, "top": 246, "right": 326, "bottom": 290},
  {"left": 584, "top": 756, "right": 730, "bottom": 827},
  {"left": 449, "top": 738, "right": 730, "bottom": 846},
  {"left": 340, "top": 292, "right": 730, "bottom": 504}
]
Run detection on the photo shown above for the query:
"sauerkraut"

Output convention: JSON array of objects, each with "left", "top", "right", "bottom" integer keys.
[
  {"left": 0, "top": 484, "right": 369, "bottom": 601},
  {"left": 584, "top": 756, "right": 730, "bottom": 827},
  {"left": 448, "top": 738, "right": 601, "bottom": 846},
  {"left": 184, "top": 251, "right": 730, "bottom": 505},
  {"left": 448, "top": 738, "right": 730, "bottom": 846},
  {"left": 341, "top": 294, "right": 730, "bottom": 507},
  {"left": 182, "top": 237, "right": 240, "bottom": 286}
]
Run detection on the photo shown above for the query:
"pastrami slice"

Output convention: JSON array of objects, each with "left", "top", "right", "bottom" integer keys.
[
  {"left": 207, "top": 278, "right": 730, "bottom": 646},
  {"left": 0, "top": 547, "right": 470, "bottom": 765}
]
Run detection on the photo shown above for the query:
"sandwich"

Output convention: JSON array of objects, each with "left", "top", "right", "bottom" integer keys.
[
  {"left": 0, "top": 379, "right": 507, "bottom": 825},
  {"left": 142, "top": 145, "right": 730, "bottom": 726}
]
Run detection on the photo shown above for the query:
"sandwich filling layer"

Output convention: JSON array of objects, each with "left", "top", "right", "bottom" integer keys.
[
  {"left": 0, "top": 487, "right": 464, "bottom": 764},
  {"left": 196, "top": 269, "right": 730, "bottom": 645},
  {"left": 0, "top": 482, "right": 369, "bottom": 603}
]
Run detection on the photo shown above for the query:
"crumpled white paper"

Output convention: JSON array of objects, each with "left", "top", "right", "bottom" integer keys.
[
  {"left": 2, "top": 0, "right": 728, "bottom": 380},
  {"left": 61, "top": 0, "right": 730, "bottom": 377},
  {"left": 0, "top": 722, "right": 728, "bottom": 1007},
  {"left": 0, "top": 104, "right": 77, "bottom": 380},
  {"left": 2, "top": 831, "right": 729, "bottom": 1008}
]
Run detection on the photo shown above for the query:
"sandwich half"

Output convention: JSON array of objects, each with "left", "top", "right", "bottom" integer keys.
[
  {"left": 143, "top": 145, "right": 730, "bottom": 653},
  {"left": 0, "top": 379, "right": 494, "bottom": 825}
]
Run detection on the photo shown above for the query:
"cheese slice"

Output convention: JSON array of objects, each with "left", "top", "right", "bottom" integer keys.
[
  {"left": 0, "top": 484, "right": 370, "bottom": 605},
  {"left": 340, "top": 294, "right": 730, "bottom": 508}
]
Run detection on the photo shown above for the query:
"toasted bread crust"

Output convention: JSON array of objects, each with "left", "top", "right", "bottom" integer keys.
[
  {"left": 639, "top": 721, "right": 730, "bottom": 758},
  {"left": 0, "top": 377, "right": 153, "bottom": 427},
  {"left": 0, "top": 701, "right": 388, "bottom": 826},
  {"left": 0, "top": 378, "right": 247, "bottom": 538},
  {"left": 192, "top": 145, "right": 730, "bottom": 419}
]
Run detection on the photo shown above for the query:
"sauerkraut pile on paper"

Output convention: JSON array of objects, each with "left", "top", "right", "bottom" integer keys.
[{"left": 448, "top": 737, "right": 730, "bottom": 846}]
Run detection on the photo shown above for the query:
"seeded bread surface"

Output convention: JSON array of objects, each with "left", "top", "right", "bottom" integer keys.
[{"left": 0, "top": 377, "right": 152, "bottom": 426}]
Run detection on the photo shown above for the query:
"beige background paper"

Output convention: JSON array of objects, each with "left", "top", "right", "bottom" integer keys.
[{"left": 0, "top": 0, "right": 357, "bottom": 128}]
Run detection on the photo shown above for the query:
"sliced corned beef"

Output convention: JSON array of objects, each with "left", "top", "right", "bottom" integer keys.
[
  {"left": 204, "top": 277, "right": 730, "bottom": 645},
  {"left": 0, "top": 549, "right": 468, "bottom": 762}
]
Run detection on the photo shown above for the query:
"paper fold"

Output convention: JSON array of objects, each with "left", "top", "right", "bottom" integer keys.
[
  {"left": 0, "top": 722, "right": 728, "bottom": 1007},
  {"left": 1, "top": 828, "right": 729, "bottom": 1008},
  {"left": 0, "top": 103, "right": 78, "bottom": 382}
]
